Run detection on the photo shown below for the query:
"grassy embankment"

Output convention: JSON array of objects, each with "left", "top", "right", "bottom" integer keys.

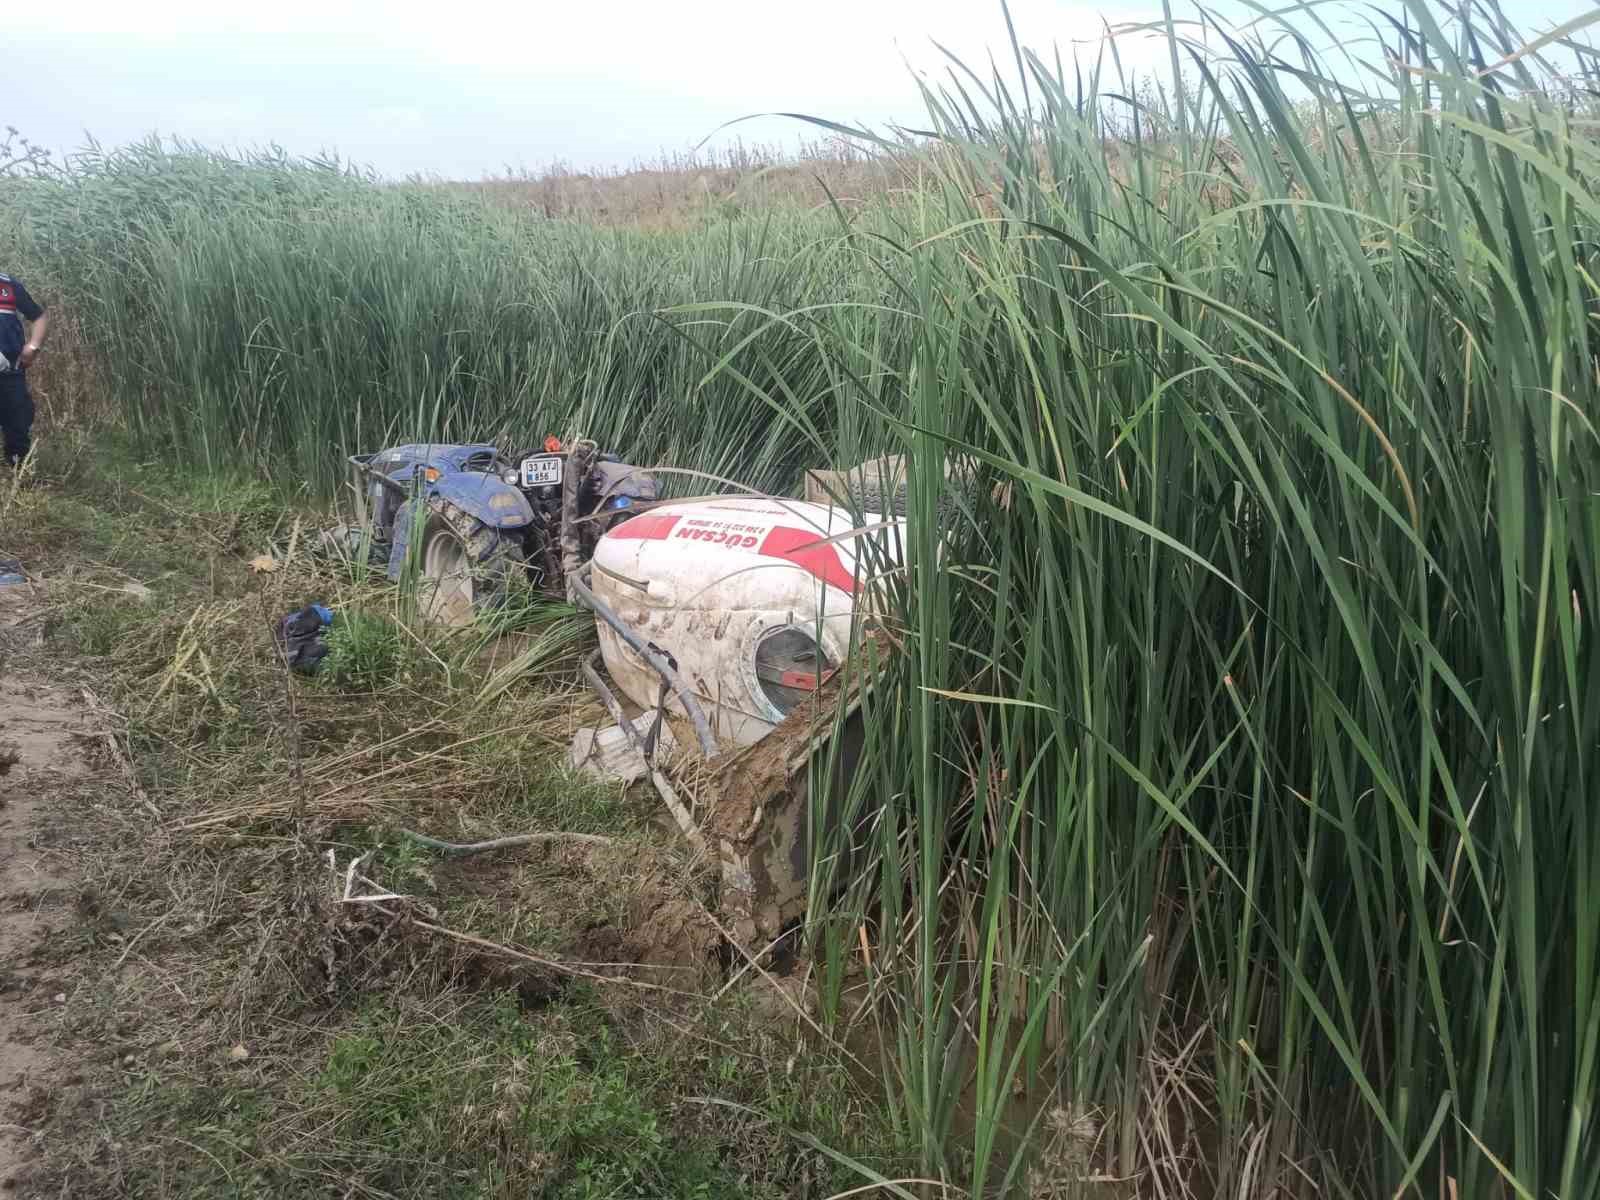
[
  {"left": 6, "top": 1, "right": 1599, "bottom": 1196},
  {"left": 2, "top": 426, "right": 914, "bottom": 1198}
]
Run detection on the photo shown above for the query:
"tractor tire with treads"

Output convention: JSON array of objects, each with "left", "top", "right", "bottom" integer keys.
[{"left": 416, "top": 497, "right": 520, "bottom": 627}]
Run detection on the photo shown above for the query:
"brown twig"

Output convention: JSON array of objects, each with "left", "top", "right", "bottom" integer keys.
[
  {"left": 399, "top": 828, "right": 614, "bottom": 855},
  {"left": 409, "top": 919, "right": 701, "bottom": 997},
  {"left": 312, "top": 726, "right": 520, "bottom": 797},
  {"left": 80, "top": 686, "right": 161, "bottom": 819},
  {"left": 328, "top": 851, "right": 701, "bottom": 994},
  {"left": 275, "top": 519, "right": 309, "bottom": 829}
]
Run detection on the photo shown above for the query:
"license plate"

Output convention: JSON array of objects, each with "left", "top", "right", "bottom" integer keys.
[{"left": 521, "top": 455, "right": 564, "bottom": 488}]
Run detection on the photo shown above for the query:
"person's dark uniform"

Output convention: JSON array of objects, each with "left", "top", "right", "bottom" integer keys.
[{"left": 0, "top": 273, "right": 46, "bottom": 467}]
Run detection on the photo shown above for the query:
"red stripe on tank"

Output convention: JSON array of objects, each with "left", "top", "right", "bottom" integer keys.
[
  {"left": 757, "top": 526, "right": 857, "bottom": 594},
  {"left": 607, "top": 513, "right": 681, "bottom": 540}
]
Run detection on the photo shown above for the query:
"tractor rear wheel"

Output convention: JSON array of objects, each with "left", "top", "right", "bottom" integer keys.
[{"left": 417, "top": 501, "right": 518, "bottom": 627}]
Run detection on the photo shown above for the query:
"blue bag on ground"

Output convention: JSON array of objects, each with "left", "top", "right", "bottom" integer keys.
[{"left": 275, "top": 604, "right": 334, "bottom": 674}]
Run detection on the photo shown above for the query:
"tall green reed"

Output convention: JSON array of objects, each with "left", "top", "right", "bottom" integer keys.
[
  {"left": 772, "top": 3, "right": 1599, "bottom": 1197},
  {"left": 6, "top": 138, "right": 898, "bottom": 499}
]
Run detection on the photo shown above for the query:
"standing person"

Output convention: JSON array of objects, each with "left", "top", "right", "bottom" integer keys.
[{"left": 0, "top": 271, "right": 50, "bottom": 469}]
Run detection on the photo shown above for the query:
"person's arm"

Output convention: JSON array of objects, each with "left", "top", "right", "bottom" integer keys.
[
  {"left": 15, "top": 281, "right": 48, "bottom": 368},
  {"left": 19, "top": 311, "right": 49, "bottom": 368}
]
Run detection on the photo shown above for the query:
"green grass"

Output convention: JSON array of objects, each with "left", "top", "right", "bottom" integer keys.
[
  {"left": 63, "top": 592, "right": 150, "bottom": 655},
  {"left": 309, "top": 996, "right": 722, "bottom": 1200},
  {"left": 318, "top": 608, "right": 436, "bottom": 692},
  {"left": 9, "top": 2, "right": 1600, "bottom": 1196},
  {"left": 100, "top": 991, "right": 901, "bottom": 1200},
  {"left": 457, "top": 735, "right": 635, "bottom": 835}
]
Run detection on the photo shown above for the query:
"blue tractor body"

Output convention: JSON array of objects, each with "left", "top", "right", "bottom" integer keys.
[{"left": 346, "top": 439, "right": 658, "bottom": 611}]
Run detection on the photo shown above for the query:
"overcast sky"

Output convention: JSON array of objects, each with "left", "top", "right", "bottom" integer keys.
[{"left": 11, "top": 1, "right": 1597, "bottom": 179}]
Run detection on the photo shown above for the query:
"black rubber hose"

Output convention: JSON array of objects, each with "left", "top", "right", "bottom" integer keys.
[{"left": 581, "top": 650, "right": 645, "bottom": 752}]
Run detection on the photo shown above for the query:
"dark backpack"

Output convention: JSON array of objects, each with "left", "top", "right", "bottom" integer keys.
[{"left": 275, "top": 604, "right": 333, "bottom": 674}]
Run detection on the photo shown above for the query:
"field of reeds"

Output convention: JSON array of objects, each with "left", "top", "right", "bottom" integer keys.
[{"left": 6, "top": 1, "right": 1598, "bottom": 1196}]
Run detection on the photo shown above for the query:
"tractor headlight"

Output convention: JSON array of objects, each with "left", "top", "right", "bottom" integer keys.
[{"left": 503, "top": 470, "right": 520, "bottom": 485}]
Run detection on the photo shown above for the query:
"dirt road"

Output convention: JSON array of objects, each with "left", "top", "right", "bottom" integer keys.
[{"left": 0, "top": 586, "right": 91, "bottom": 1190}]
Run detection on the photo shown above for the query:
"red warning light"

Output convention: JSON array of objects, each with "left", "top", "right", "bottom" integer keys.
[{"left": 544, "top": 435, "right": 562, "bottom": 454}]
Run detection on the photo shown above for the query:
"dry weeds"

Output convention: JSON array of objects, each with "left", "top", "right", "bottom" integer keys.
[
  {"left": 0, "top": 430, "right": 909, "bottom": 1198},
  {"left": 461, "top": 136, "right": 902, "bottom": 228}
]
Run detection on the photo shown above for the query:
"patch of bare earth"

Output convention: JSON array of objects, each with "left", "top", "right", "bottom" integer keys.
[{"left": 0, "top": 646, "right": 92, "bottom": 1191}]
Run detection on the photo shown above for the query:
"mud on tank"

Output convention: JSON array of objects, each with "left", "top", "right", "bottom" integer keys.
[{"left": 590, "top": 497, "right": 904, "bottom": 746}]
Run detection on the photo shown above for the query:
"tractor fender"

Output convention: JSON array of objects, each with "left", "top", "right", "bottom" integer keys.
[
  {"left": 431, "top": 473, "right": 535, "bottom": 530},
  {"left": 384, "top": 479, "right": 533, "bottom": 582},
  {"left": 370, "top": 443, "right": 500, "bottom": 479}
]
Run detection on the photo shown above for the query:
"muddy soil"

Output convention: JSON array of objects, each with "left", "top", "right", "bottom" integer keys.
[
  {"left": 0, "top": 675, "right": 91, "bottom": 1190},
  {"left": 0, "top": 582, "right": 95, "bottom": 1191}
]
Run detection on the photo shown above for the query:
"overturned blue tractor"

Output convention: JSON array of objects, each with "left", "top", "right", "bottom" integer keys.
[{"left": 347, "top": 438, "right": 659, "bottom": 624}]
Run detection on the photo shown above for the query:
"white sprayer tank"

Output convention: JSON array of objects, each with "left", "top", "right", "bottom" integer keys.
[{"left": 591, "top": 497, "right": 903, "bottom": 745}]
